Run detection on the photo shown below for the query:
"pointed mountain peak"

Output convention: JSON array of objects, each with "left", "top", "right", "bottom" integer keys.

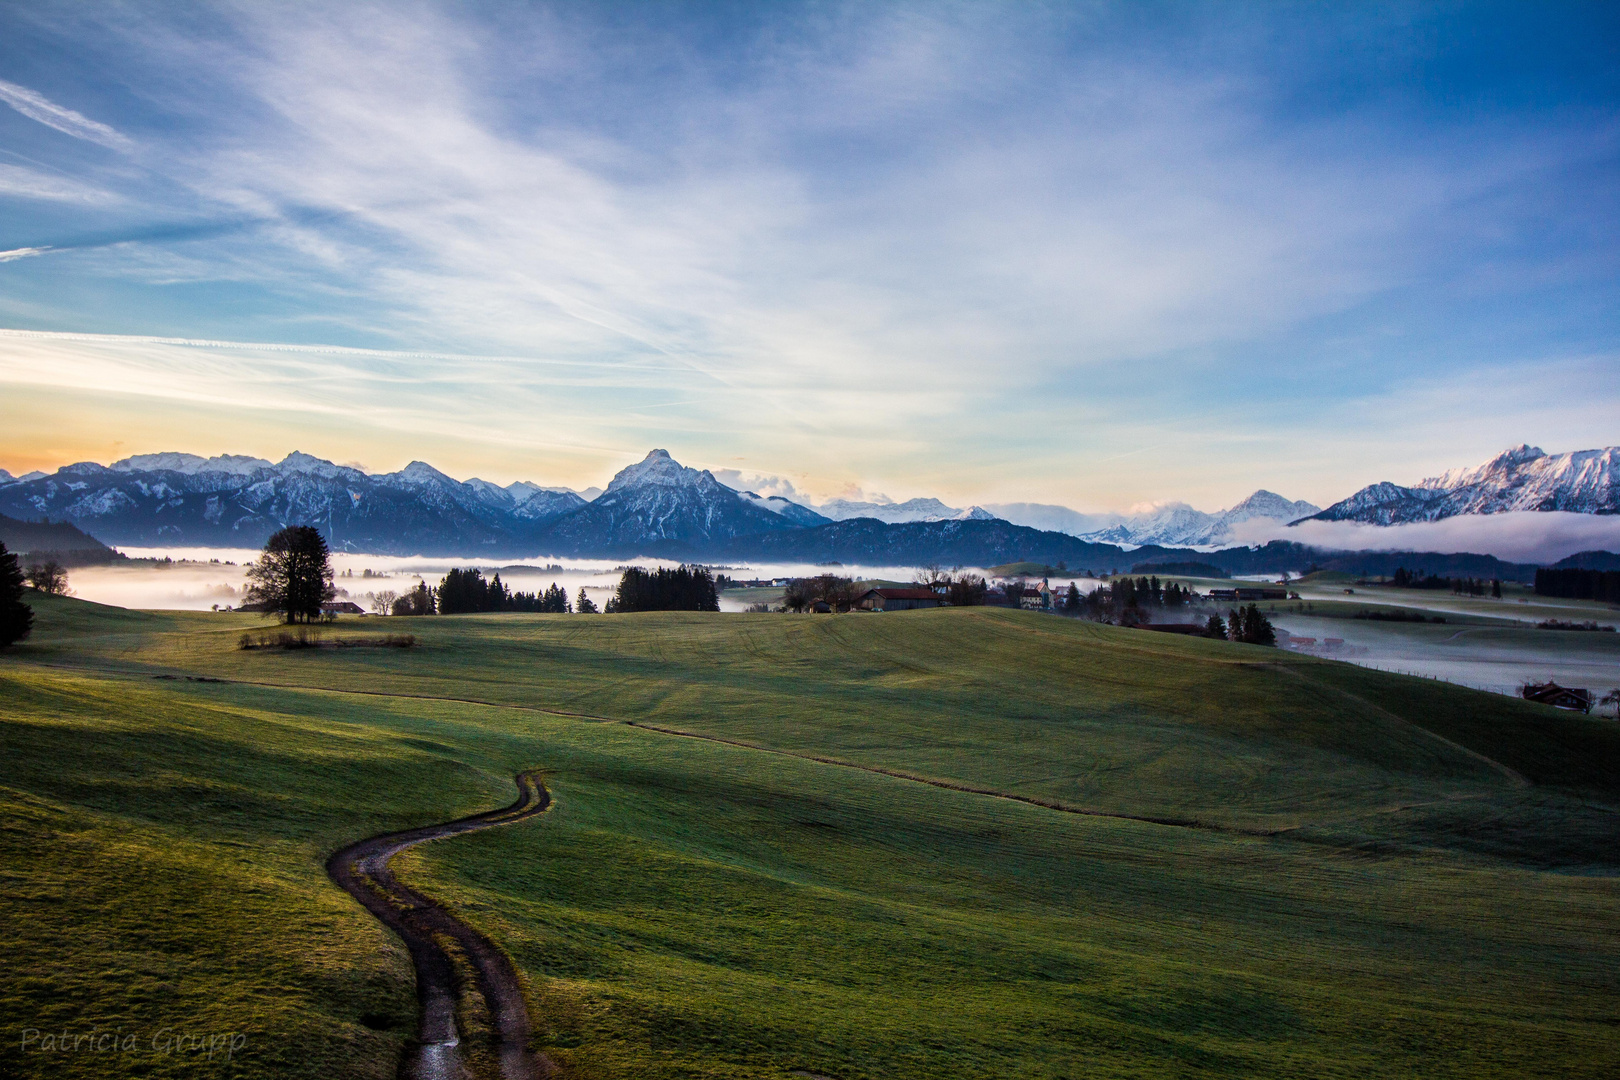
[
  {"left": 396, "top": 460, "right": 455, "bottom": 483},
  {"left": 276, "top": 451, "right": 353, "bottom": 478},
  {"left": 604, "top": 449, "right": 715, "bottom": 493}
]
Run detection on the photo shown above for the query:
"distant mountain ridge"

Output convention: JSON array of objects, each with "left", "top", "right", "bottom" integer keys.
[
  {"left": 1303, "top": 445, "right": 1620, "bottom": 525},
  {"left": 991, "top": 489, "right": 1320, "bottom": 548}
]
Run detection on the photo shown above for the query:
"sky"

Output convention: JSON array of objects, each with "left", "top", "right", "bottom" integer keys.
[{"left": 0, "top": 1, "right": 1616, "bottom": 513}]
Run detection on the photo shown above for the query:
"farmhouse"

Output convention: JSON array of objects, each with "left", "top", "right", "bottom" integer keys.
[
  {"left": 855, "top": 587, "right": 943, "bottom": 612},
  {"left": 1520, "top": 681, "right": 1593, "bottom": 713}
]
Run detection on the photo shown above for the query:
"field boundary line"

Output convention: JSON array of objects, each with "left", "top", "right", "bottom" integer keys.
[{"left": 620, "top": 720, "right": 1283, "bottom": 836}]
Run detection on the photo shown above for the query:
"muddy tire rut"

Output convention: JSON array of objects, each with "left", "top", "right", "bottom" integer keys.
[{"left": 327, "top": 770, "right": 555, "bottom": 1080}]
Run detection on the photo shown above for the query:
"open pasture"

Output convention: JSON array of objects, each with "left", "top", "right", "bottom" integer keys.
[{"left": 2, "top": 596, "right": 1618, "bottom": 1078}]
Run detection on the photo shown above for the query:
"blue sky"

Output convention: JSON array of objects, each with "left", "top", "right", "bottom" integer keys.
[{"left": 0, "top": 1, "right": 1615, "bottom": 511}]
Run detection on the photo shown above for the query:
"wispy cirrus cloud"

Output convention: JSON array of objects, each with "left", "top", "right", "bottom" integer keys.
[
  {"left": 0, "top": 77, "right": 132, "bottom": 151},
  {"left": 0, "top": 163, "right": 120, "bottom": 203}
]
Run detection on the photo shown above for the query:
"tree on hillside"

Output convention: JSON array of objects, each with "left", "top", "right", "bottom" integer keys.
[
  {"left": 369, "top": 589, "right": 398, "bottom": 615},
  {"left": 244, "top": 526, "right": 334, "bottom": 623},
  {"left": 0, "top": 541, "right": 33, "bottom": 647},
  {"left": 1063, "top": 583, "right": 1081, "bottom": 614},
  {"left": 1204, "top": 614, "right": 1226, "bottom": 639},
  {"left": 576, "top": 588, "right": 598, "bottom": 614},
  {"left": 26, "top": 560, "right": 68, "bottom": 596}
]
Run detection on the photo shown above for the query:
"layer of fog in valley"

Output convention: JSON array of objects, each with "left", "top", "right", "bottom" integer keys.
[
  {"left": 1271, "top": 613, "right": 1620, "bottom": 699},
  {"left": 53, "top": 550, "right": 1619, "bottom": 702},
  {"left": 64, "top": 548, "right": 1106, "bottom": 614}
]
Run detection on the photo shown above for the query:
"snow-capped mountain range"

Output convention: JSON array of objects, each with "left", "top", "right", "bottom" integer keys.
[
  {"left": 981, "top": 490, "right": 1320, "bottom": 548},
  {"left": 1, "top": 443, "right": 1613, "bottom": 560},
  {"left": 1302, "top": 445, "right": 1620, "bottom": 525}
]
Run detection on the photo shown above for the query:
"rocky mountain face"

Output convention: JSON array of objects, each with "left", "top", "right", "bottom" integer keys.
[{"left": 1305, "top": 445, "right": 1620, "bottom": 525}]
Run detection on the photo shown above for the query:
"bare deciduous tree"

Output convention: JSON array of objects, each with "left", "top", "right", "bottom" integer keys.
[{"left": 25, "top": 560, "right": 68, "bottom": 596}]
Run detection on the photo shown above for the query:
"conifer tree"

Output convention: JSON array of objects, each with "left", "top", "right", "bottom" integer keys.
[{"left": 0, "top": 541, "right": 34, "bottom": 646}]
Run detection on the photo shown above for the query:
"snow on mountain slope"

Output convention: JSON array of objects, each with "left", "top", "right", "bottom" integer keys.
[
  {"left": 737, "top": 490, "right": 831, "bottom": 526},
  {"left": 1306, "top": 445, "right": 1620, "bottom": 524},
  {"left": 111, "top": 452, "right": 273, "bottom": 476}
]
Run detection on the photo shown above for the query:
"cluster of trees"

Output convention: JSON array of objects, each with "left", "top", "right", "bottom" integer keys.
[
  {"left": 25, "top": 559, "right": 68, "bottom": 596},
  {"left": 916, "top": 568, "right": 988, "bottom": 607},
  {"left": 0, "top": 541, "right": 34, "bottom": 646},
  {"left": 1535, "top": 568, "right": 1620, "bottom": 603},
  {"left": 391, "top": 582, "right": 437, "bottom": 616},
  {"left": 609, "top": 565, "right": 719, "bottom": 613},
  {"left": 783, "top": 573, "right": 857, "bottom": 612},
  {"left": 436, "top": 568, "right": 574, "bottom": 613},
  {"left": 1209, "top": 605, "right": 1277, "bottom": 645},
  {"left": 1390, "top": 567, "right": 1502, "bottom": 597},
  {"left": 1072, "top": 575, "right": 1195, "bottom": 623}
]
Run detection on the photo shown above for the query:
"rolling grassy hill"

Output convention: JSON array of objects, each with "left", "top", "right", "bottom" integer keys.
[{"left": 2, "top": 596, "right": 1617, "bottom": 1078}]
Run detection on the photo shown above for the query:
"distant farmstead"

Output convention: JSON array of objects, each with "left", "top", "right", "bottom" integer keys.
[
  {"left": 1520, "top": 681, "right": 1593, "bottom": 713},
  {"left": 1207, "top": 587, "right": 1288, "bottom": 602},
  {"left": 855, "top": 588, "right": 943, "bottom": 612},
  {"left": 321, "top": 601, "right": 367, "bottom": 615}
]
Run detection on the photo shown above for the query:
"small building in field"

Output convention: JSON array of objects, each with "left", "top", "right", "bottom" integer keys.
[
  {"left": 855, "top": 587, "right": 943, "bottom": 612},
  {"left": 1520, "top": 681, "right": 1593, "bottom": 712},
  {"left": 321, "top": 601, "right": 367, "bottom": 615}
]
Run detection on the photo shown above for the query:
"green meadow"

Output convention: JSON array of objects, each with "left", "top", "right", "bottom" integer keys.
[{"left": 2, "top": 595, "right": 1618, "bottom": 1078}]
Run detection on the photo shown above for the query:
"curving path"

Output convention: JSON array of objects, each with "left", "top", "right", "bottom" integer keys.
[{"left": 327, "top": 771, "right": 555, "bottom": 1080}]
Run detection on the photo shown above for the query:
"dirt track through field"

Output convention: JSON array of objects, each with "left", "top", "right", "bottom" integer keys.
[{"left": 327, "top": 771, "right": 555, "bottom": 1080}]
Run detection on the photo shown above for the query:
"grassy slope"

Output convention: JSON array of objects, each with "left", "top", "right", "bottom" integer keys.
[{"left": 2, "top": 596, "right": 1618, "bottom": 1078}]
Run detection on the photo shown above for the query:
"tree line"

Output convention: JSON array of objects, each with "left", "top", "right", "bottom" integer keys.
[
  {"left": 435, "top": 568, "right": 576, "bottom": 613},
  {"left": 1390, "top": 567, "right": 1501, "bottom": 598},
  {"left": 1535, "top": 568, "right": 1620, "bottom": 603},
  {"left": 1071, "top": 575, "right": 1195, "bottom": 623},
  {"left": 608, "top": 566, "right": 719, "bottom": 613}
]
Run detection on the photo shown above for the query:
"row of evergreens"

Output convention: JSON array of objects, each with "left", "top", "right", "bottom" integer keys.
[{"left": 1535, "top": 567, "right": 1620, "bottom": 603}]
